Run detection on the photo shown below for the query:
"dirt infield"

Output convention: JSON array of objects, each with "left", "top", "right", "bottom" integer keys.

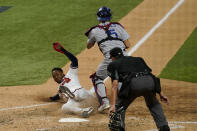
[{"left": 0, "top": 0, "right": 197, "bottom": 130}]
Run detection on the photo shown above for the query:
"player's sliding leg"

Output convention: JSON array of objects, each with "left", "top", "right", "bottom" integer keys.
[{"left": 62, "top": 99, "right": 94, "bottom": 118}]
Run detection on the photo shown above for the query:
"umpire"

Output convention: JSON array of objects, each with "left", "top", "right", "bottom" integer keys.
[{"left": 107, "top": 47, "right": 170, "bottom": 131}]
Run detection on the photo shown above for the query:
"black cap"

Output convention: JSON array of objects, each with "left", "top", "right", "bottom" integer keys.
[{"left": 109, "top": 47, "right": 123, "bottom": 58}]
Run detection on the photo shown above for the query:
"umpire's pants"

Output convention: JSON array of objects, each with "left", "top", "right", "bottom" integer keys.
[{"left": 116, "top": 75, "right": 168, "bottom": 130}]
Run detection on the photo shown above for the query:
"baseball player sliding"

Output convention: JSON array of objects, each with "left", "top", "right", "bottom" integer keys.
[{"left": 50, "top": 42, "right": 94, "bottom": 118}]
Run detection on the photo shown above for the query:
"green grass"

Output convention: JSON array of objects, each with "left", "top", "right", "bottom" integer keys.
[
  {"left": 0, "top": 0, "right": 143, "bottom": 86},
  {"left": 159, "top": 27, "right": 197, "bottom": 83}
]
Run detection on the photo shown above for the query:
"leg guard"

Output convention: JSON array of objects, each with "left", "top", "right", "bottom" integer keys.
[{"left": 90, "top": 72, "right": 108, "bottom": 105}]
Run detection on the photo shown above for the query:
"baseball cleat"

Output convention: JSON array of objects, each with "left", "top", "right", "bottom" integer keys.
[
  {"left": 81, "top": 107, "right": 94, "bottom": 118},
  {"left": 98, "top": 103, "right": 110, "bottom": 112}
]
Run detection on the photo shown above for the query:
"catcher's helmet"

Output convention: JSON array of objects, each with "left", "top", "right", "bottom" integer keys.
[{"left": 97, "top": 6, "right": 111, "bottom": 22}]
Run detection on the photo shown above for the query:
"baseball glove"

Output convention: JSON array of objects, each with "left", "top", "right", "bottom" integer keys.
[
  {"left": 53, "top": 42, "right": 66, "bottom": 54},
  {"left": 59, "top": 86, "right": 75, "bottom": 99}
]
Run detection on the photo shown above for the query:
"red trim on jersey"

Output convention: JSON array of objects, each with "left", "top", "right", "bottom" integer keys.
[
  {"left": 85, "top": 25, "right": 99, "bottom": 37},
  {"left": 84, "top": 22, "right": 124, "bottom": 37},
  {"left": 72, "top": 87, "right": 83, "bottom": 93}
]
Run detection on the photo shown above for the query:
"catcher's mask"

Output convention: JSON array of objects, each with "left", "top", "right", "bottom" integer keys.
[{"left": 97, "top": 6, "right": 112, "bottom": 22}]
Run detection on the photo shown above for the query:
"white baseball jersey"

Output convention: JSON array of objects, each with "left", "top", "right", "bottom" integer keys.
[
  {"left": 57, "top": 67, "right": 94, "bottom": 115},
  {"left": 58, "top": 67, "right": 89, "bottom": 101},
  {"left": 87, "top": 22, "right": 130, "bottom": 58}
]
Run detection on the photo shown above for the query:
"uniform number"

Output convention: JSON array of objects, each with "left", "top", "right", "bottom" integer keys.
[{"left": 108, "top": 29, "right": 118, "bottom": 38}]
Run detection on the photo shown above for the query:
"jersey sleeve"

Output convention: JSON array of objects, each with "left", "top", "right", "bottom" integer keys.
[
  {"left": 117, "top": 24, "right": 130, "bottom": 41},
  {"left": 107, "top": 62, "right": 119, "bottom": 81},
  {"left": 66, "top": 66, "right": 78, "bottom": 76},
  {"left": 87, "top": 29, "right": 96, "bottom": 44}
]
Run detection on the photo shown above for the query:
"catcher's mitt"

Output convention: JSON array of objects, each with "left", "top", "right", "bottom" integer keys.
[
  {"left": 108, "top": 107, "right": 125, "bottom": 131},
  {"left": 59, "top": 86, "right": 75, "bottom": 99}
]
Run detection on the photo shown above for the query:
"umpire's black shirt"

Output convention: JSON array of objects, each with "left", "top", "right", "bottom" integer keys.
[{"left": 107, "top": 56, "right": 152, "bottom": 82}]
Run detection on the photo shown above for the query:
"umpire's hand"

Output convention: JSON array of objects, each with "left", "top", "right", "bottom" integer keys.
[
  {"left": 109, "top": 105, "right": 116, "bottom": 115},
  {"left": 159, "top": 93, "right": 170, "bottom": 105}
]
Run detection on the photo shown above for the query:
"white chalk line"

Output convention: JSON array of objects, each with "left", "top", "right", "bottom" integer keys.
[
  {"left": 0, "top": 0, "right": 184, "bottom": 112},
  {"left": 128, "top": 0, "right": 185, "bottom": 55},
  {"left": 0, "top": 103, "right": 56, "bottom": 111},
  {"left": 103, "top": 0, "right": 185, "bottom": 84},
  {"left": 145, "top": 121, "right": 197, "bottom": 131},
  {"left": 170, "top": 121, "right": 197, "bottom": 124},
  {"left": 145, "top": 124, "right": 184, "bottom": 131},
  {"left": 36, "top": 128, "right": 51, "bottom": 131}
]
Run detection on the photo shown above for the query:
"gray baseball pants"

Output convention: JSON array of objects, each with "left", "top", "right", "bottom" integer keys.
[
  {"left": 95, "top": 52, "right": 127, "bottom": 105},
  {"left": 116, "top": 75, "right": 168, "bottom": 130},
  {"left": 94, "top": 57, "right": 112, "bottom": 105}
]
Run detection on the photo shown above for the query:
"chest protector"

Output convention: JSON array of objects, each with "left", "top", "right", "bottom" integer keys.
[{"left": 85, "top": 22, "right": 124, "bottom": 46}]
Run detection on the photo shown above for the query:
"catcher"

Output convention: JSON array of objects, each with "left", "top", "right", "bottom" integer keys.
[
  {"left": 50, "top": 42, "right": 94, "bottom": 118},
  {"left": 85, "top": 6, "right": 131, "bottom": 112}
]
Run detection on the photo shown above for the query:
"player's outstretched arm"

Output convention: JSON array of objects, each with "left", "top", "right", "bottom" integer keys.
[{"left": 53, "top": 42, "right": 78, "bottom": 67}]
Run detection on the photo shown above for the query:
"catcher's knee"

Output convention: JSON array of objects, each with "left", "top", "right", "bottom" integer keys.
[
  {"left": 90, "top": 72, "right": 106, "bottom": 104},
  {"left": 108, "top": 112, "right": 125, "bottom": 131},
  {"left": 90, "top": 72, "right": 104, "bottom": 84},
  {"left": 90, "top": 72, "right": 105, "bottom": 93}
]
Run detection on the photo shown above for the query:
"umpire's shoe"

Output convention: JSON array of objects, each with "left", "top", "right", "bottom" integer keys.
[
  {"left": 159, "top": 125, "right": 170, "bottom": 131},
  {"left": 81, "top": 107, "right": 94, "bottom": 118}
]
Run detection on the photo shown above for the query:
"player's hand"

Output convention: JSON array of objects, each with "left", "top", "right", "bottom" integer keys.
[
  {"left": 49, "top": 93, "right": 60, "bottom": 101},
  {"left": 160, "top": 94, "right": 170, "bottom": 105},
  {"left": 109, "top": 105, "right": 116, "bottom": 115}
]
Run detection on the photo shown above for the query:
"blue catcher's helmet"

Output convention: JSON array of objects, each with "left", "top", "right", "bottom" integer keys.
[{"left": 97, "top": 6, "right": 112, "bottom": 22}]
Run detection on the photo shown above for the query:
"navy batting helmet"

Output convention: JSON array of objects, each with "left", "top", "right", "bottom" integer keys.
[{"left": 97, "top": 6, "right": 112, "bottom": 22}]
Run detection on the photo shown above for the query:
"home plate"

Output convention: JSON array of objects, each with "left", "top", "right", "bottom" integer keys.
[{"left": 59, "top": 118, "right": 89, "bottom": 123}]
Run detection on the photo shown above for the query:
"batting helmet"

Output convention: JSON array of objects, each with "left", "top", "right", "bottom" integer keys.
[{"left": 97, "top": 6, "right": 112, "bottom": 22}]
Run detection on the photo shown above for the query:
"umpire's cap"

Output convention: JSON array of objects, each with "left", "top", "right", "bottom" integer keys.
[{"left": 109, "top": 47, "right": 123, "bottom": 58}]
